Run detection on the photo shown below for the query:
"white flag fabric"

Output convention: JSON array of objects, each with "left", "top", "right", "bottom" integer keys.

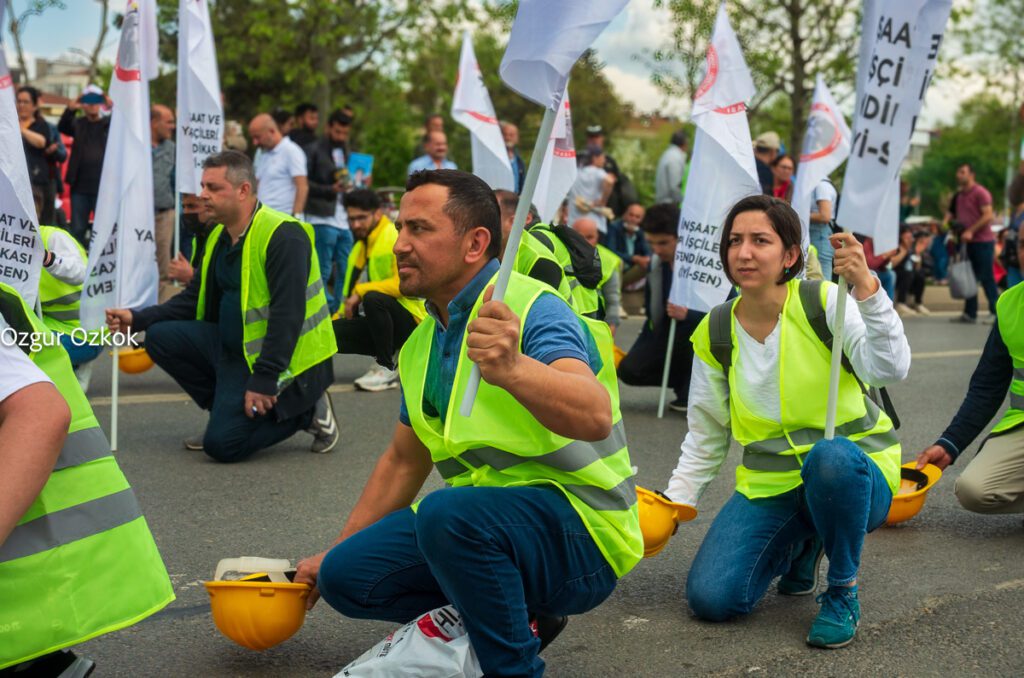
[
  {"left": 81, "top": 0, "right": 159, "bottom": 331},
  {"left": 500, "top": 0, "right": 629, "bottom": 110},
  {"left": 837, "top": 0, "right": 952, "bottom": 251},
  {"left": 0, "top": 5, "right": 43, "bottom": 306},
  {"left": 533, "top": 88, "right": 576, "bottom": 224},
  {"left": 452, "top": 32, "right": 514, "bottom": 191},
  {"left": 176, "top": 0, "right": 223, "bottom": 195},
  {"left": 669, "top": 3, "right": 761, "bottom": 313},
  {"left": 792, "top": 75, "right": 851, "bottom": 251}
]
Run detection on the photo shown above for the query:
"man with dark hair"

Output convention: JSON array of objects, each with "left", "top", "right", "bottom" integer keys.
[
  {"left": 296, "top": 169, "right": 642, "bottom": 677},
  {"left": 493, "top": 188, "right": 572, "bottom": 303},
  {"left": 289, "top": 102, "right": 319, "bottom": 149},
  {"left": 333, "top": 188, "right": 425, "bottom": 392},
  {"left": 306, "top": 109, "right": 355, "bottom": 314},
  {"left": 949, "top": 162, "right": 1000, "bottom": 323},
  {"left": 105, "top": 150, "right": 339, "bottom": 461},
  {"left": 605, "top": 202, "right": 651, "bottom": 286},
  {"left": 57, "top": 84, "right": 111, "bottom": 244},
  {"left": 655, "top": 130, "right": 688, "bottom": 205},
  {"left": 617, "top": 203, "right": 706, "bottom": 411}
]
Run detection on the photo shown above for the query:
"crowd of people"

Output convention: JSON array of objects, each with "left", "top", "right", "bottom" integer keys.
[{"left": 4, "top": 86, "right": 1024, "bottom": 677}]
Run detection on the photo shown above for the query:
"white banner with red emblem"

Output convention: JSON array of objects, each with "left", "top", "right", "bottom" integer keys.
[
  {"left": 533, "top": 87, "right": 576, "bottom": 224},
  {"left": 668, "top": 2, "right": 761, "bottom": 313}
]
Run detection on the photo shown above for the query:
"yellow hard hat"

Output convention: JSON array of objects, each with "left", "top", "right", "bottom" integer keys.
[
  {"left": 114, "top": 347, "right": 155, "bottom": 374},
  {"left": 613, "top": 345, "right": 627, "bottom": 370},
  {"left": 204, "top": 578, "right": 311, "bottom": 650},
  {"left": 886, "top": 462, "right": 942, "bottom": 526},
  {"left": 636, "top": 486, "right": 697, "bottom": 557}
]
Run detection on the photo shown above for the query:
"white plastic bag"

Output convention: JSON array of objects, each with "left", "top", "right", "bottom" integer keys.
[{"left": 337, "top": 606, "right": 483, "bottom": 678}]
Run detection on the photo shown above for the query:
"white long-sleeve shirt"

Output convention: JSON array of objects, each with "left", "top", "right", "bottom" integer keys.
[
  {"left": 664, "top": 284, "right": 911, "bottom": 507},
  {"left": 43, "top": 229, "right": 86, "bottom": 286}
]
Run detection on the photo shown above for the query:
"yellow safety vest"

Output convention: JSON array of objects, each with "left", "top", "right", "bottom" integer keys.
[
  {"left": 992, "top": 283, "right": 1024, "bottom": 434},
  {"left": 38, "top": 225, "right": 87, "bottom": 334},
  {"left": 341, "top": 215, "right": 426, "bottom": 321}
]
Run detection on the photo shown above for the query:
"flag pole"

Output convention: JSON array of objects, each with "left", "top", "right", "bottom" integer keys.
[
  {"left": 823, "top": 209, "right": 847, "bottom": 440},
  {"left": 173, "top": 187, "right": 181, "bottom": 257},
  {"left": 459, "top": 101, "right": 559, "bottom": 417},
  {"left": 111, "top": 221, "right": 126, "bottom": 453},
  {"left": 657, "top": 319, "right": 677, "bottom": 418}
]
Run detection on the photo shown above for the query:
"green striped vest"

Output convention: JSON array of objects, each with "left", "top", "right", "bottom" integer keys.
[
  {"left": 513, "top": 231, "right": 574, "bottom": 305},
  {"left": 196, "top": 204, "right": 336, "bottom": 387},
  {"left": 398, "top": 272, "right": 643, "bottom": 577},
  {"left": 0, "top": 283, "right": 174, "bottom": 670},
  {"left": 992, "top": 283, "right": 1024, "bottom": 434},
  {"left": 529, "top": 223, "right": 601, "bottom": 316},
  {"left": 38, "top": 226, "right": 87, "bottom": 334},
  {"left": 595, "top": 244, "right": 621, "bottom": 318},
  {"left": 692, "top": 278, "right": 901, "bottom": 499}
]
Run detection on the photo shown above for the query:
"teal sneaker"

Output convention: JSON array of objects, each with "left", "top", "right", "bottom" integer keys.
[
  {"left": 778, "top": 535, "right": 824, "bottom": 596},
  {"left": 807, "top": 585, "right": 860, "bottom": 649}
]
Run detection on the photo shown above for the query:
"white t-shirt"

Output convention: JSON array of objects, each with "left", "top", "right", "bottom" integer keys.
[
  {"left": 811, "top": 180, "right": 838, "bottom": 223},
  {"left": 254, "top": 137, "right": 307, "bottom": 214},
  {"left": 0, "top": 315, "right": 51, "bottom": 403},
  {"left": 567, "top": 165, "right": 609, "bottom": 233}
]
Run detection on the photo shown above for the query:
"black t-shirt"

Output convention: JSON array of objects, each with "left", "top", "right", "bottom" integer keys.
[{"left": 23, "top": 118, "right": 52, "bottom": 187}]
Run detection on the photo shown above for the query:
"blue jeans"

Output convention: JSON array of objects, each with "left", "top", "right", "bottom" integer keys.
[
  {"left": 809, "top": 223, "right": 833, "bottom": 281},
  {"left": 876, "top": 268, "right": 896, "bottom": 301},
  {"left": 1008, "top": 267, "right": 1023, "bottom": 288},
  {"left": 313, "top": 225, "right": 354, "bottom": 314},
  {"left": 59, "top": 333, "right": 101, "bottom": 367},
  {"left": 964, "top": 241, "right": 999, "bottom": 318},
  {"left": 929, "top": 236, "right": 949, "bottom": 281},
  {"left": 686, "top": 438, "right": 893, "bottom": 622},
  {"left": 69, "top": 192, "right": 98, "bottom": 246},
  {"left": 317, "top": 486, "right": 618, "bottom": 677}
]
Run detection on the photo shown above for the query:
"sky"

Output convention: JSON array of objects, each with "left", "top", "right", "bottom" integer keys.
[{"left": 11, "top": 1, "right": 973, "bottom": 130}]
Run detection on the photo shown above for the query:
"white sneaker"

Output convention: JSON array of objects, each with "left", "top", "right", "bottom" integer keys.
[
  {"left": 912, "top": 303, "right": 931, "bottom": 316},
  {"left": 894, "top": 302, "right": 917, "bottom": 317},
  {"left": 354, "top": 365, "right": 399, "bottom": 392}
]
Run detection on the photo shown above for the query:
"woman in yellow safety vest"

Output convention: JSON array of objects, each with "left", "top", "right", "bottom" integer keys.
[{"left": 662, "top": 195, "right": 910, "bottom": 649}]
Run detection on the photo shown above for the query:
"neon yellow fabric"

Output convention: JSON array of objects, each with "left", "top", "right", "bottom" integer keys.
[
  {"left": 38, "top": 226, "right": 86, "bottom": 333},
  {"left": 342, "top": 215, "right": 426, "bottom": 321},
  {"left": 993, "top": 283, "right": 1024, "bottom": 434},
  {"left": 513, "top": 231, "right": 574, "bottom": 304}
]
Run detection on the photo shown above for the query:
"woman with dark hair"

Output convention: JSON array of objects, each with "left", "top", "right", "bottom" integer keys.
[
  {"left": 16, "top": 86, "right": 54, "bottom": 223},
  {"left": 661, "top": 195, "right": 910, "bottom": 648},
  {"left": 770, "top": 154, "right": 795, "bottom": 202}
]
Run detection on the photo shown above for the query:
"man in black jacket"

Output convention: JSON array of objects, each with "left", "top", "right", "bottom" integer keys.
[
  {"left": 105, "top": 151, "right": 338, "bottom": 462},
  {"left": 57, "top": 85, "right": 110, "bottom": 245},
  {"left": 307, "top": 109, "right": 355, "bottom": 314}
]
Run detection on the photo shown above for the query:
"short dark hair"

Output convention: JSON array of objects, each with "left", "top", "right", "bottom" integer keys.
[
  {"left": 294, "top": 102, "right": 318, "bottom": 117},
  {"left": 958, "top": 162, "right": 975, "bottom": 175},
  {"left": 328, "top": 109, "right": 353, "bottom": 127},
  {"left": 771, "top": 154, "right": 793, "bottom": 168},
  {"left": 406, "top": 170, "right": 502, "bottom": 258},
  {"left": 270, "top": 108, "right": 291, "bottom": 129},
  {"left": 493, "top": 189, "right": 537, "bottom": 226},
  {"left": 720, "top": 194, "right": 804, "bottom": 286},
  {"left": 344, "top": 189, "right": 381, "bottom": 212},
  {"left": 202, "top": 150, "right": 256, "bottom": 187},
  {"left": 670, "top": 130, "right": 688, "bottom": 147},
  {"left": 17, "top": 86, "right": 40, "bottom": 106},
  {"left": 641, "top": 203, "right": 679, "bottom": 236}
]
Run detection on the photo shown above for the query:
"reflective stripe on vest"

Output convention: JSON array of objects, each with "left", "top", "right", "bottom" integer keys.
[
  {"left": 55, "top": 426, "right": 111, "bottom": 470},
  {"left": 1013, "top": 393, "right": 1024, "bottom": 410},
  {"left": 42, "top": 290, "right": 83, "bottom": 307},
  {"left": 244, "top": 301, "right": 332, "bottom": 356},
  {"left": 243, "top": 278, "right": 325, "bottom": 324},
  {"left": 43, "top": 308, "right": 81, "bottom": 322},
  {"left": 0, "top": 488, "right": 142, "bottom": 564}
]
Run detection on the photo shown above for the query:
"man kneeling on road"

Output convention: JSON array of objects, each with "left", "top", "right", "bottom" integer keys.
[
  {"left": 106, "top": 151, "right": 339, "bottom": 462},
  {"left": 295, "top": 170, "right": 642, "bottom": 676}
]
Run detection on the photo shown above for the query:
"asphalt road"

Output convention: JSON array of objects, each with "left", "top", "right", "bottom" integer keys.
[{"left": 74, "top": 311, "right": 1024, "bottom": 677}]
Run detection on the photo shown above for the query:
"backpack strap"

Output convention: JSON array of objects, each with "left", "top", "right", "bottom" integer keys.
[{"left": 708, "top": 298, "right": 737, "bottom": 377}]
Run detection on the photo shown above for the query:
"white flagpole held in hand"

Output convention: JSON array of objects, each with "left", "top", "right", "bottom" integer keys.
[
  {"left": 823, "top": 228, "right": 848, "bottom": 440},
  {"left": 459, "top": 102, "right": 559, "bottom": 418},
  {"left": 657, "top": 319, "right": 678, "bottom": 419}
]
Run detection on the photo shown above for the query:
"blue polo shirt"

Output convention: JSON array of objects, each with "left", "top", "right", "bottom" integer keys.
[{"left": 399, "top": 259, "right": 602, "bottom": 426}]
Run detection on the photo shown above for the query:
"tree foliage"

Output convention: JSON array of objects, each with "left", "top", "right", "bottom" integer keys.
[{"left": 649, "top": 0, "right": 860, "bottom": 157}]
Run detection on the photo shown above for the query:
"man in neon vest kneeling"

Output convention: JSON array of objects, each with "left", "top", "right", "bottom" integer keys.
[{"left": 295, "top": 170, "right": 642, "bottom": 677}]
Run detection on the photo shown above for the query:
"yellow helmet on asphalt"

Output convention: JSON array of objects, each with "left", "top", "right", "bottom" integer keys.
[{"left": 636, "top": 486, "right": 697, "bottom": 557}]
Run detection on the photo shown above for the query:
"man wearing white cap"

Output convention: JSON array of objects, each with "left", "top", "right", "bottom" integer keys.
[
  {"left": 57, "top": 85, "right": 111, "bottom": 245},
  {"left": 753, "top": 131, "right": 781, "bottom": 196}
]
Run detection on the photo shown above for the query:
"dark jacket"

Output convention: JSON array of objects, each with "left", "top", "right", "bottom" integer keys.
[
  {"left": 132, "top": 206, "right": 332, "bottom": 418},
  {"left": 755, "top": 158, "right": 773, "bottom": 195},
  {"left": 604, "top": 219, "right": 651, "bottom": 265},
  {"left": 289, "top": 127, "right": 317, "bottom": 151},
  {"left": 305, "top": 136, "right": 346, "bottom": 219},
  {"left": 57, "top": 108, "right": 111, "bottom": 195}
]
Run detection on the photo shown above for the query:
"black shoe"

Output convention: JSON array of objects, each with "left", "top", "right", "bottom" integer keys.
[
  {"left": 668, "top": 399, "right": 688, "bottom": 412},
  {"left": 533, "top": 614, "right": 568, "bottom": 653},
  {"left": 0, "top": 650, "right": 95, "bottom": 678},
  {"left": 950, "top": 313, "right": 977, "bottom": 324}
]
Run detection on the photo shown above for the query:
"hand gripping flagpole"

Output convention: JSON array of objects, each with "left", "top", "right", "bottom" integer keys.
[{"left": 459, "top": 101, "right": 559, "bottom": 418}]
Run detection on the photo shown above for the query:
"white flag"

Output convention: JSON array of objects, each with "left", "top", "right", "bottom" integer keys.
[
  {"left": 837, "top": 0, "right": 952, "bottom": 251},
  {"left": 500, "top": 0, "right": 629, "bottom": 110},
  {"left": 792, "top": 75, "right": 851, "bottom": 251},
  {"left": 0, "top": 4, "right": 42, "bottom": 306},
  {"left": 176, "top": 0, "right": 223, "bottom": 195},
  {"left": 669, "top": 3, "right": 761, "bottom": 313},
  {"left": 534, "top": 88, "right": 576, "bottom": 224},
  {"left": 452, "top": 32, "right": 513, "bottom": 191},
  {"left": 81, "top": 0, "right": 159, "bottom": 331}
]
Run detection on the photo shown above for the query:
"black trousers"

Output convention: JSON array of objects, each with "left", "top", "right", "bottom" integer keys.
[
  {"left": 146, "top": 320, "right": 313, "bottom": 463},
  {"left": 895, "top": 267, "right": 926, "bottom": 305},
  {"left": 333, "top": 291, "right": 419, "bottom": 369},
  {"left": 618, "top": 311, "right": 704, "bottom": 402}
]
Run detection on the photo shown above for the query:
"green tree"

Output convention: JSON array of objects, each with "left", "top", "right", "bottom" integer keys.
[
  {"left": 905, "top": 95, "right": 1013, "bottom": 216},
  {"left": 649, "top": 0, "right": 860, "bottom": 157}
]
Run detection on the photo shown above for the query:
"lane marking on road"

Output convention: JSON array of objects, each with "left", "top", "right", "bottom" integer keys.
[
  {"left": 913, "top": 350, "right": 983, "bottom": 360},
  {"left": 89, "top": 383, "right": 359, "bottom": 406}
]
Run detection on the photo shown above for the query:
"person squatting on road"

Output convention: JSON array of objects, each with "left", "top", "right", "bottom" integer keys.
[
  {"left": 105, "top": 150, "right": 339, "bottom": 462},
  {"left": 662, "top": 195, "right": 911, "bottom": 648},
  {"left": 294, "top": 170, "right": 643, "bottom": 677}
]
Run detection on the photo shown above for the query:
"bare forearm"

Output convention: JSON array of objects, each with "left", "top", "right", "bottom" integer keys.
[
  {"left": 503, "top": 357, "right": 612, "bottom": 441},
  {"left": 22, "top": 129, "right": 46, "bottom": 148},
  {"left": 0, "top": 383, "right": 70, "bottom": 545},
  {"left": 968, "top": 209, "right": 993, "bottom": 233},
  {"left": 292, "top": 181, "right": 309, "bottom": 216}
]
